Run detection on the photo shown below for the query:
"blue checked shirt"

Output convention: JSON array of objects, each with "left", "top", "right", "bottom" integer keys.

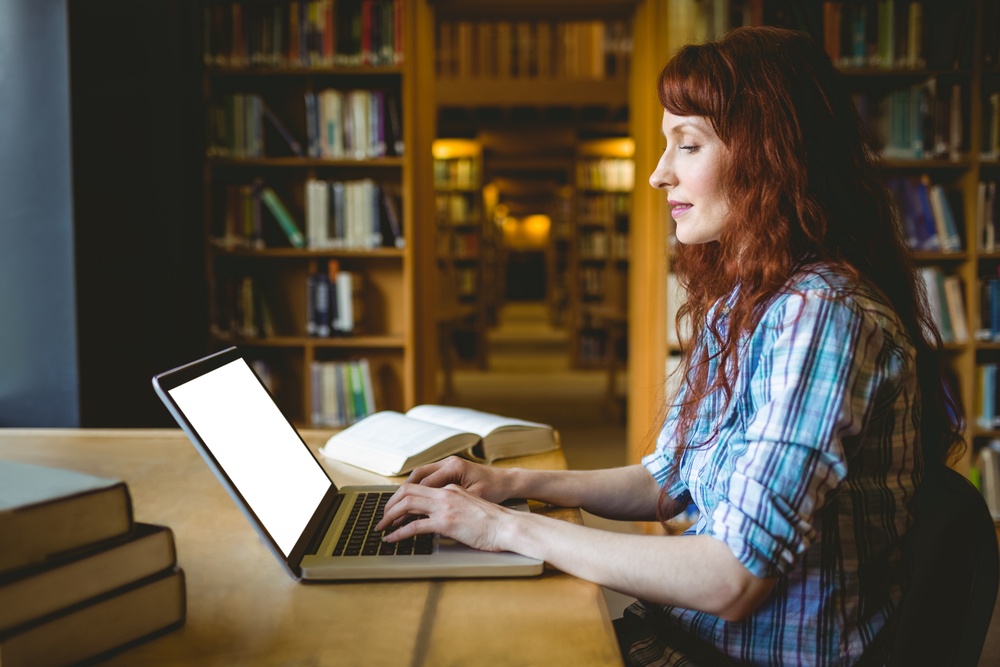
[{"left": 628, "top": 266, "right": 922, "bottom": 666}]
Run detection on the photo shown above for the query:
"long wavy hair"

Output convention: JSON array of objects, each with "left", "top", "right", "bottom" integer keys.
[{"left": 657, "top": 26, "right": 964, "bottom": 521}]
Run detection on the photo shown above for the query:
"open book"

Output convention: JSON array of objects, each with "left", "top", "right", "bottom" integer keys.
[{"left": 318, "top": 404, "right": 560, "bottom": 477}]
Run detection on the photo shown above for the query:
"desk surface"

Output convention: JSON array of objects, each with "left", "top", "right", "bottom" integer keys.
[{"left": 0, "top": 429, "right": 622, "bottom": 667}]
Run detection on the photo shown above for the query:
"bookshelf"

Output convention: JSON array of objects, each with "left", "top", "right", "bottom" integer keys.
[
  {"left": 548, "top": 185, "right": 575, "bottom": 328},
  {"left": 571, "top": 139, "right": 634, "bottom": 371},
  {"left": 571, "top": 139, "right": 634, "bottom": 419},
  {"left": 626, "top": 0, "right": 994, "bottom": 475},
  {"left": 200, "top": 0, "right": 437, "bottom": 426},
  {"left": 432, "top": 138, "right": 488, "bottom": 370}
]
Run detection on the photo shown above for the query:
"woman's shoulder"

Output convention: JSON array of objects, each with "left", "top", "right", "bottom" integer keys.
[{"left": 767, "top": 263, "right": 902, "bottom": 333}]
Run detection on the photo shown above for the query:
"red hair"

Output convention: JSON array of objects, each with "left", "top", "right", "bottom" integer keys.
[{"left": 656, "top": 26, "right": 964, "bottom": 520}]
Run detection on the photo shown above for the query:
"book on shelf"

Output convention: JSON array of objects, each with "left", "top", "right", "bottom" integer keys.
[
  {"left": 307, "top": 262, "right": 365, "bottom": 337},
  {"left": 981, "top": 275, "right": 1000, "bottom": 342},
  {"left": 978, "top": 364, "right": 1000, "bottom": 430},
  {"left": 925, "top": 179, "right": 963, "bottom": 252},
  {"left": 262, "top": 103, "right": 303, "bottom": 157},
  {"left": 941, "top": 274, "right": 969, "bottom": 343},
  {"left": 0, "top": 566, "right": 185, "bottom": 667},
  {"left": 975, "top": 441, "right": 1000, "bottom": 520},
  {"left": 0, "top": 523, "right": 177, "bottom": 634},
  {"left": 980, "top": 180, "right": 998, "bottom": 252},
  {"left": 0, "top": 461, "right": 133, "bottom": 576},
  {"left": 212, "top": 273, "right": 276, "bottom": 340},
  {"left": 311, "top": 358, "right": 376, "bottom": 427},
  {"left": 920, "top": 267, "right": 948, "bottom": 339},
  {"left": 319, "top": 405, "right": 559, "bottom": 476},
  {"left": 260, "top": 186, "right": 306, "bottom": 248}
]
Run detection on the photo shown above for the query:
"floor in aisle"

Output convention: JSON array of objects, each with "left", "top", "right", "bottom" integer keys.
[{"left": 441, "top": 300, "right": 638, "bottom": 618}]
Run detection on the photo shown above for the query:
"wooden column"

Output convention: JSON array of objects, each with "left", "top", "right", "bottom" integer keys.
[{"left": 626, "top": 0, "right": 672, "bottom": 464}]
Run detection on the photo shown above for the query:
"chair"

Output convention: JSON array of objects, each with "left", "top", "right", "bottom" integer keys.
[{"left": 888, "top": 467, "right": 1000, "bottom": 666}]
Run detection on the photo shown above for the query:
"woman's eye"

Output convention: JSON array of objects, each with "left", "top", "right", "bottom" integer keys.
[{"left": 679, "top": 145, "right": 699, "bottom": 153}]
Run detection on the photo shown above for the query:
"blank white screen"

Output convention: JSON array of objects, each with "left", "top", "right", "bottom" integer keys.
[{"left": 168, "top": 359, "right": 331, "bottom": 555}]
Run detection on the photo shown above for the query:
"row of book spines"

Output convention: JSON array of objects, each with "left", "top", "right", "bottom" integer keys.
[
  {"left": 209, "top": 269, "right": 363, "bottom": 340},
  {"left": 433, "top": 158, "right": 479, "bottom": 190},
  {"left": 822, "top": 0, "right": 926, "bottom": 69},
  {"left": 215, "top": 180, "right": 401, "bottom": 251},
  {"left": 576, "top": 159, "right": 635, "bottom": 191},
  {"left": 206, "top": 88, "right": 402, "bottom": 161},
  {"left": 434, "top": 192, "right": 479, "bottom": 225},
  {"left": 857, "top": 80, "right": 964, "bottom": 162},
  {"left": 578, "top": 191, "right": 632, "bottom": 219},
  {"left": 578, "top": 231, "right": 630, "bottom": 261},
  {"left": 305, "top": 179, "right": 403, "bottom": 251},
  {"left": 886, "top": 175, "right": 963, "bottom": 253},
  {"left": 307, "top": 264, "right": 364, "bottom": 338},
  {"left": 978, "top": 180, "right": 1000, "bottom": 252},
  {"left": 203, "top": 0, "right": 404, "bottom": 69},
  {"left": 976, "top": 365, "right": 1000, "bottom": 430},
  {"left": 975, "top": 273, "right": 1000, "bottom": 343},
  {"left": 919, "top": 267, "right": 969, "bottom": 344},
  {"left": 437, "top": 233, "right": 480, "bottom": 261},
  {"left": 437, "top": 19, "right": 631, "bottom": 81},
  {"left": 982, "top": 92, "right": 1000, "bottom": 161},
  {"left": 310, "top": 358, "right": 376, "bottom": 427}
]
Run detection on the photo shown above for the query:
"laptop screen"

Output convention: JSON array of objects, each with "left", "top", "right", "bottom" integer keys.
[{"left": 166, "top": 357, "right": 332, "bottom": 556}]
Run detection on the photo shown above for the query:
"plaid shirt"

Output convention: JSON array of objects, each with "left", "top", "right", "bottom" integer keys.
[{"left": 627, "top": 266, "right": 921, "bottom": 666}]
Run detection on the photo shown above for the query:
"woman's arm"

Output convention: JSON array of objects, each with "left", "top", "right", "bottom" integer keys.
[{"left": 377, "top": 482, "right": 775, "bottom": 621}]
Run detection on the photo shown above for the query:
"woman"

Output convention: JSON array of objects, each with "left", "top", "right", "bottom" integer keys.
[{"left": 377, "top": 26, "right": 964, "bottom": 665}]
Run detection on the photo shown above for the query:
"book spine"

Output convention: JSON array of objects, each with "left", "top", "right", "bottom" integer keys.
[{"left": 260, "top": 187, "right": 305, "bottom": 248}]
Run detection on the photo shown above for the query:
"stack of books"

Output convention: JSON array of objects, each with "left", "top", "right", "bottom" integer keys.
[{"left": 0, "top": 461, "right": 185, "bottom": 666}]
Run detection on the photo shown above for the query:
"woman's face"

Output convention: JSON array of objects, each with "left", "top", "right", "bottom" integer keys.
[{"left": 649, "top": 111, "right": 730, "bottom": 245}]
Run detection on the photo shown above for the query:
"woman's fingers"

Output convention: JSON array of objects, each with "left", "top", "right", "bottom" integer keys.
[{"left": 376, "top": 483, "right": 511, "bottom": 552}]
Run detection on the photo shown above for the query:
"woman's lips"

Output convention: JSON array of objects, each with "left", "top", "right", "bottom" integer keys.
[{"left": 669, "top": 201, "right": 692, "bottom": 216}]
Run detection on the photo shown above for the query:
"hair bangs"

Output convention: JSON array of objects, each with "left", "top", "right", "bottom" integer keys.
[{"left": 657, "top": 45, "right": 730, "bottom": 132}]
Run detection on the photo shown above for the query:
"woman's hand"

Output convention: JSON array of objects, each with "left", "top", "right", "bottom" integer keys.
[
  {"left": 400, "top": 456, "right": 516, "bottom": 504},
  {"left": 375, "top": 482, "right": 518, "bottom": 552}
]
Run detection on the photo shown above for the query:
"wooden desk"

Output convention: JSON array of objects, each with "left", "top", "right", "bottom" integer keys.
[{"left": 0, "top": 429, "right": 622, "bottom": 667}]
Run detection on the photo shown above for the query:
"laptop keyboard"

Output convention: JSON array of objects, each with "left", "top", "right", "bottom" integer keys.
[{"left": 332, "top": 491, "right": 435, "bottom": 557}]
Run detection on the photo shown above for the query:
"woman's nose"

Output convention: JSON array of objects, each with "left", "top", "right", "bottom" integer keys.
[{"left": 649, "top": 152, "right": 674, "bottom": 190}]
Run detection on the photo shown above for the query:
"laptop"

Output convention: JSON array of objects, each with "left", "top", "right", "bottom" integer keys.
[{"left": 152, "top": 346, "right": 544, "bottom": 581}]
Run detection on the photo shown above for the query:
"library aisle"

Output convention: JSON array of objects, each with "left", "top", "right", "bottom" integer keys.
[{"left": 444, "top": 301, "right": 627, "bottom": 471}]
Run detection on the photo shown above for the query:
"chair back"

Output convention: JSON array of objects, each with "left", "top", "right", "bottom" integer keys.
[{"left": 889, "top": 467, "right": 999, "bottom": 666}]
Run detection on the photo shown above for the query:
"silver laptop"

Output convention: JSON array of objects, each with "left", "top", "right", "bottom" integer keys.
[{"left": 152, "top": 346, "right": 543, "bottom": 581}]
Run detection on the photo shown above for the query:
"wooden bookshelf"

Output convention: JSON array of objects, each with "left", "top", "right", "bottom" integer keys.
[
  {"left": 570, "top": 138, "right": 634, "bottom": 370},
  {"left": 200, "top": 0, "right": 437, "bottom": 427},
  {"left": 433, "top": 138, "right": 488, "bottom": 372}
]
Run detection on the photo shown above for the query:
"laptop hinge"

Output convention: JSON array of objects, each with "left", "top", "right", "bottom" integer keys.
[{"left": 305, "top": 492, "right": 344, "bottom": 555}]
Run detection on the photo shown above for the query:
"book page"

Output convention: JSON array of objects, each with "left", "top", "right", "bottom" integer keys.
[
  {"left": 325, "top": 411, "right": 470, "bottom": 456},
  {"left": 405, "top": 405, "right": 550, "bottom": 438}
]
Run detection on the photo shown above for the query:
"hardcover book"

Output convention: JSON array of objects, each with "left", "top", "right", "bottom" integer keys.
[
  {"left": 0, "top": 462, "right": 133, "bottom": 576},
  {"left": 0, "top": 523, "right": 177, "bottom": 633},
  {"left": 320, "top": 404, "right": 559, "bottom": 476},
  {"left": 0, "top": 567, "right": 185, "bottom": 667}
]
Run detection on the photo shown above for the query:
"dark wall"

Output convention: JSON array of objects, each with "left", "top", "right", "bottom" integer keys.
[
  {"left": 69, "top": 0, "right": 207, "bottom": 427},
  {"left": 0, "top": 0, "right": 81, "bottom": 426}
]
